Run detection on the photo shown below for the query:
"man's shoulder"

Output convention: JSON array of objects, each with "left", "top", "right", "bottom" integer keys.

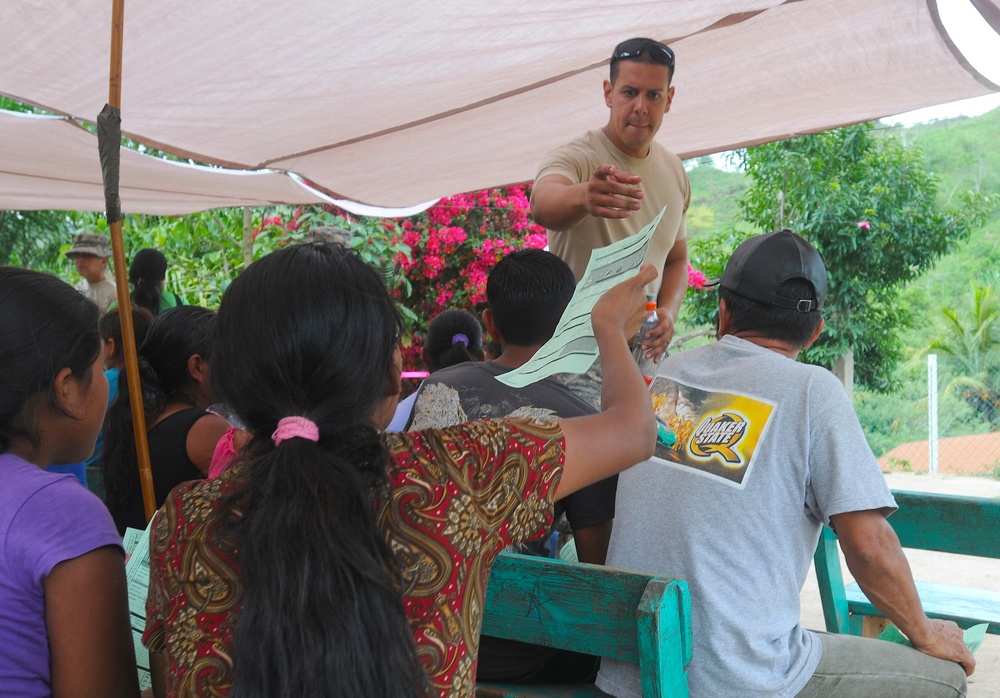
[
  {"left": 425, "top": 361, "right": 497, "bottom": 387},
  {"left": 536, "top": 130, "right": 605, "bottom": 179}
]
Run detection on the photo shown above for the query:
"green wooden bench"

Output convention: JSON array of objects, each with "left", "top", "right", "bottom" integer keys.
[
  {"left": 814, "top": 489, "right": 1000, "bottom": 638},
  {"left": 477, "top": 552, "right": 692, "bottom": 698}
]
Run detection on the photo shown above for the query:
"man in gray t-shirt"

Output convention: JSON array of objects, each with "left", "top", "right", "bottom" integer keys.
[{"left": 597, "top": 231, "right": 973, "bottom": 698}]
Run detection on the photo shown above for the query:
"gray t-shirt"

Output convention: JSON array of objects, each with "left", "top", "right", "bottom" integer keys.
[{"left": 596, "top": 335, "right": 895, "bottom": 698}]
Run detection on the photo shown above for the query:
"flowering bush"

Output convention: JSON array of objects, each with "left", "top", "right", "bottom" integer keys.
[{"left": 388, "top": 185, "right": 547, "bottom": 368}]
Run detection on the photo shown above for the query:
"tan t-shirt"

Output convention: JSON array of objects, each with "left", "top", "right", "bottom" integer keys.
[
  {"left": 75, "top": 277, "right": 118, "bottom": 314},
  {"left": 536, "top": 129, "right": 690, "bottom": 298}
]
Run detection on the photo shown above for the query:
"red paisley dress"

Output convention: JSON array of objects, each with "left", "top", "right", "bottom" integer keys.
[{"left": 143, "top": 418, "right": 565, "bottom": 697}]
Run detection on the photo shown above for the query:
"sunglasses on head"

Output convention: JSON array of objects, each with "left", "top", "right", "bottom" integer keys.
[{"left": 612, "top": 39, "right": 675, "bottom": 70}]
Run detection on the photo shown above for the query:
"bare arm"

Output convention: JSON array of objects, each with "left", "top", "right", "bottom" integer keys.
[
  {"left": 557, "top": 264, "right": 658, "bottom": 497},
  {"left": 186, "top": 412, "right": 233, "bottom": 474},
  {"left": 148, "top": 651, "right": 167, "bottom": 698},
  {"left": 641, "top": 237, "right": 689, "bottom": 359},
  {"left": 530, "top": 166, "right": 644, "bottom": 231},
  {"left": 571, "top": 520, "right": 613, "bottom": 565},
  {"left": 831, "top": 509, "right": 975, "bottom": 676},
  {"left": 45, "top": 546, "right": 140, "bottom": 698}
]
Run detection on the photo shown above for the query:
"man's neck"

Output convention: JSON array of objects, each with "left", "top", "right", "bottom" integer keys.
[
  {"left": 85, "top": 272, "right": 106, "bottom": 284},
  {"left": 492, "top": 343, "right": 545, "bottom": 370},
  {"left": 725, "top": 332, "right": 801, "bottom": 360}
]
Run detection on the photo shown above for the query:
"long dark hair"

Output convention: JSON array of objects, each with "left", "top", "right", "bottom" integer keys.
[
  {"left": 213, "top": 243, "right": 426, "bottom": 697},
  {"left": 0, "top": 267, "right": 101, "bottom": 454},
  {"left": 100, "top": 305, "right": 215, "bottom": 520},
  {"left": 129, "top": 248, "right": 168, "bottom": 316},
  {"left": 423, "top": 308, "right": 484, "bottom": 371},
  {"left": 99, "top": 306, "right": 154, "bottom": 368}
]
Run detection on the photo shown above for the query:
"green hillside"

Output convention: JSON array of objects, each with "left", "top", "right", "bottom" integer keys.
[{"left": 681, "top": 107, "right": 1000, "bottom": 461}]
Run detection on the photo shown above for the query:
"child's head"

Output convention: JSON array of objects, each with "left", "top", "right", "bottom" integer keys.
[
  {"left": 129, "top": 248, "right": 168, "bottom": 316},
  {"left": 421, "top": 309, "right": 484, "bottom": 372},
  {"left": 99, "top": 307, "right": 154, "bottom": 369},
  {"left": 0, "top": 267, "right": 105, "bottom": 464},
  {"left": 139, "top": 305, "right": 216, "bottom": 410},
  {"left": 486, "top": 248, "right": 576, "bottom": 346}
]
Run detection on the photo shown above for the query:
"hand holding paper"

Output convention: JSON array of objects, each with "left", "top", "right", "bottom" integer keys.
[{"left": 497, "top": 206, "right": 666, "bottom": 388}]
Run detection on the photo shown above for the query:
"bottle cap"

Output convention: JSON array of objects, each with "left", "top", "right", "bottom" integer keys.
[{"left": 645, "top": 300, "right": 657, "bottom": 311}]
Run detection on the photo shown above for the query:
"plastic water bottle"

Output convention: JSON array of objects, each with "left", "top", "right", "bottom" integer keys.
[{"left": 632, "top": 295, "right": 660, "bottom": 384}]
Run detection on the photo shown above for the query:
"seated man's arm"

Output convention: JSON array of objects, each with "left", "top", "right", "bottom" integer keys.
[
  {"left": 530, "top": 166, "right": 643, "bottom": 231},
  {"left": 572, "top": 520, "right": 613, "bottom": 565},
  {"left": 830, "top": 509, "right": 975, "bottom": 676}
]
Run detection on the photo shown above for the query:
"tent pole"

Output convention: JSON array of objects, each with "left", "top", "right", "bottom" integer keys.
[{"left": 104, "top": 0, "right": 157, "bottom": 522}]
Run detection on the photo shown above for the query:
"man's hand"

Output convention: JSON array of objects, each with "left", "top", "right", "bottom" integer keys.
[
  {"left": 531, "top": 166, "right": 643, "bottom": 231},
  {"left": 584, "top": 164, "right": 644, "bottom": 220},
  {"left": 638, "top": 306, "right": 674, "bottom": 361},
  {"left": 909, "top": 618, "right": 976, "bottom": 677}
]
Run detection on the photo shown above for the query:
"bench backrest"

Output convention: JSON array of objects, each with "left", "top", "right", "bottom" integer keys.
[
  {"left": 482, "top": 552, "right": 692, "bottom": 697},
  {"left": 813, "top": 489, "right": 1000, "bottom": 634}
]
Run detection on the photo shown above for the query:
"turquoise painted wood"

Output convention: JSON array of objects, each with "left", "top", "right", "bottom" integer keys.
[
  {"left": 813, "top": 490, "right": 1000, "bottom": 636},
  {"left": 477, "top": 552, "right": 692, "bottom": 698}
]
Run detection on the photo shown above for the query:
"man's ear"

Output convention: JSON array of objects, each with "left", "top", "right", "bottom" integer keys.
[
  {"left": 482, "top": 308, "right": 500, "bottom": 343},
  {"left": 664, "top": 85, "right": 676, "bottom": 113},
  {"left": 716, "top": 298, "right": 731, "bottom": 339},
  {"left": 603, "top": 79, "right": 613, "bottom": 108},
  {"left": 802, "top": 316, "right": 826, "bottom": 350}
]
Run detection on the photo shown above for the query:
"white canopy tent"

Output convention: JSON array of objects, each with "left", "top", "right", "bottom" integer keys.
[{"left": 1, "top": 0, "right": 998, "bottom": 213}]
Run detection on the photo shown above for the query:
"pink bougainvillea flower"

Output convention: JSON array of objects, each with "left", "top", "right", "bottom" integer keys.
[
  {"left": 686, "top": 263, "right": 708, "bottom": 290},
  {"left": 857, "top": 221, "right": 871, "bottom": 229}
]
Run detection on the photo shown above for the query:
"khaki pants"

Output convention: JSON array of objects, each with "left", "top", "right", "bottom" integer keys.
[{"left": 795, "top": 631, "right": 967, "bottom": 698}]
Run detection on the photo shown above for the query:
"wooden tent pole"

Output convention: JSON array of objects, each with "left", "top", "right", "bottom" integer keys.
[{"left": 106, "top": 0, "right": 157, "bottom": 521}]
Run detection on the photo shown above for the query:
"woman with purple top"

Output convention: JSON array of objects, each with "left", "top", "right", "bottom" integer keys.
[{"left": 0, "top": 267, "right": 138, "bottom": 697}]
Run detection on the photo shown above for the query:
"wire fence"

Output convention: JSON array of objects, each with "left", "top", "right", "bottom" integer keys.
[{"left": 871, "top": 355, "right": 1000, "bottom": 479}]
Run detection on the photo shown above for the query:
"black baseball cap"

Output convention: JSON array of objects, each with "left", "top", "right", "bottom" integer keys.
[{"left": 709, "top": 230, "right": 827, "bottom": 312}]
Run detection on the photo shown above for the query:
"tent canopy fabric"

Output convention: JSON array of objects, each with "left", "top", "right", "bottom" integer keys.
[
  {"left": 0, "top": 110, "right": 333, "bottom": 214},
  {"left": 1, "top": 0, "right": 998, "bottom": 212}
]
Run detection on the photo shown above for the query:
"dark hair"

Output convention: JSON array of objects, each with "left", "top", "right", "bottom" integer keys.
[
  {"left": 720, "top": 279, "right": 823, "bottom": 348},
  {"left": 129, "top": 248, "right": 168, "bottom": 316},
  {"left": 0, "top": 267, "right": 101, "bottom": 454},
  {"left": 100, "top": 306, "right": 215, "bottom": 522},
  {"left": 487, "top": 248, "right": 576, "bottom": 346},
  {"left": 610, "top": 37, "right": 675, "bottom": 84},
  {"left": 423, "top": 309, "right": 484, "bottom": 372},
  {"left": 212, "top": 243, "right": 426, "bottom": 697},
  {"left": 99, "top": 307, "right": 154, "bottom": 368}
]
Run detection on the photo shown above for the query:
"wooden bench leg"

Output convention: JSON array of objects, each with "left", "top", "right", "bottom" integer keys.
[{"left": 861, "top": 616, "right": 890, "bottom": 638}]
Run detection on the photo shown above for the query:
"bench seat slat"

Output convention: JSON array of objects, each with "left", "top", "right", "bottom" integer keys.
[
  {"left": 845, "top": 581, "right": 1000, "bottom": 635},
  {"left": 476, "top": 683, "right": 611, "bottom": 697}
]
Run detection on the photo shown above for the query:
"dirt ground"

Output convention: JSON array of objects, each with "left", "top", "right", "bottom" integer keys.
[{"left": 798, "top": 472, "right": 1000, "bottom": 697}]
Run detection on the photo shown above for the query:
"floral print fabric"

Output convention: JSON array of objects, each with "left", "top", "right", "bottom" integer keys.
[{"left": 143, "top": 418, "right": 564, "bottom": 697}]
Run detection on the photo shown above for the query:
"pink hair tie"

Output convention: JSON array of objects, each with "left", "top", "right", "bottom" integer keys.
[{"left": 271, "top": 416, "right": 320, "bottom": 446}]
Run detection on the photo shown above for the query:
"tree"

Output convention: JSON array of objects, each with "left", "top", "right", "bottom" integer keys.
[
  {"left": 928, "top": 284, "right": 1000, "bottom": 429},
  {"left": 731, "top": 123, "right": 990, "bottom": 392}
]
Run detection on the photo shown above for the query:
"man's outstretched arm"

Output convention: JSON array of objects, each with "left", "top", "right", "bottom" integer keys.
[
  {"left": 531, "top": 165, "right": 643, "bottom": 231},
  {"left": 830, "top": 509, "right": 975, "bottom": 676}
]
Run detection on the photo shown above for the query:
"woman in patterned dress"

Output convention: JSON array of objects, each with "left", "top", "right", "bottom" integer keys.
[{"left": 143, "top": 243, "right": 656, "bottom": 698}]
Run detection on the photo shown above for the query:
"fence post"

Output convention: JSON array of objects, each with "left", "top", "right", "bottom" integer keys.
[{"left": 928, "top": 354, "right": 938, "bottom": 475}]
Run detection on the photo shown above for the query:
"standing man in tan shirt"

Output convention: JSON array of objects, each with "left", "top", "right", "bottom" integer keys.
[{"left": 532, "top": 38, "right": 690, "bottom": 405}]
